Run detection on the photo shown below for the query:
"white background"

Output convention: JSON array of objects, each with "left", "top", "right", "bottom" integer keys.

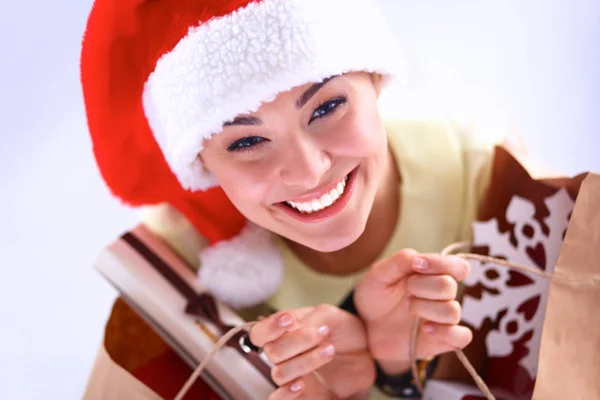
[{"left": 0, "top": 0, "right": 598, "bottom": 398}]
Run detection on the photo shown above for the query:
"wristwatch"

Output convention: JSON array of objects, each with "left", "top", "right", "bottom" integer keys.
[{"left": 374, "top": 356, "right": 439, "bottom": 398}]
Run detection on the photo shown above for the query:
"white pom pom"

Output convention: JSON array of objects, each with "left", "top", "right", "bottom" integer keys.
[{"left": 197, "top": 222, "right": 284, "bottom": 309}]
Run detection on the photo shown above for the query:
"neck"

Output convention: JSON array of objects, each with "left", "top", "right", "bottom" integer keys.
[{"left": 285, "top": 146, "right": 401, "bottom": 276}]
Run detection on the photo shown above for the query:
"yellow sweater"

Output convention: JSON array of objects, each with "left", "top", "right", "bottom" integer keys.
[{"left": 141, "top": 117, "right": 501, "bottom": 398}]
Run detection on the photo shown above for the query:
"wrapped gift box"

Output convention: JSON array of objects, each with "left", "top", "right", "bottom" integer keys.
[{"left": 95, "top": 224, "right": 276, "bottom": 400}]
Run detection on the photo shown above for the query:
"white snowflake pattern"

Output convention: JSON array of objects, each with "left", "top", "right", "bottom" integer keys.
[{"left": 461, "top": 187, "right": 574, "bottom": 378}]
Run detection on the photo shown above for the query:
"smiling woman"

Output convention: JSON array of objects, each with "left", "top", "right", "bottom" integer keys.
[
  {"left": 200, "top": 73, "right": 396, "bottom": 256},
  {"left": 80, "top": 0, "right": 506, "bottom": 399}
]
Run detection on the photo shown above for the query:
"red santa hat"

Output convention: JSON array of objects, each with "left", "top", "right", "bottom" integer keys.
[{"left": 80, "top": 0, "right": 403, "bottom": 308}]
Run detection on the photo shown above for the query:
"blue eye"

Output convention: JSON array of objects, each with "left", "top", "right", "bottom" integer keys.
[
  {"left": 309, "top": 97, "right": 347, "bottom": 123},
  {"left": 227, "top": 136, "right": 266, "bottom": 152}
]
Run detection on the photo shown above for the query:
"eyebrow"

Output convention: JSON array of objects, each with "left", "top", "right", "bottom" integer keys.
[
  {"left": 222, "top": 76, "right": 337, "bottom": 127},
  {"left": 295, "top": 76, "right": 336, "bottom": 109},
  {"left": 223, "top": 116, "right": 262, "bottom": 127}
]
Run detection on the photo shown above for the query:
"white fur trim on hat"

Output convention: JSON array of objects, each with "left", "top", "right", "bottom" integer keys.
[
  {"left": 143, "top": 0, "right": 404, "bottom": 191},
  {"left": 197, "top": 222, "right": 284, "bottom": 309}
]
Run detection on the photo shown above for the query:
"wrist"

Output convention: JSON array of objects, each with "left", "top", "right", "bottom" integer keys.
[
  {"left": 373, "top": 360, "right": 419, "bottom": 398},
  {"left": 375, "top": 358, "right": 412, "bottom": 376},
  {"left": 373, "top": 356, "right": 440, "bottom": 398}
]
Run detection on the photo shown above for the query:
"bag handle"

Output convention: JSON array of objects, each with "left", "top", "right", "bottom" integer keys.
[
  {"left": 174, "top": 241, "right": 600, "bottom": 400},
  {"left": 409, "top": 241, "right": 600, "bottom": 400}
]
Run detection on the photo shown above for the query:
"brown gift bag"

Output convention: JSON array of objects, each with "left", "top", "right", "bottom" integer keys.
[
  {"left": 425, "top": 146, "right": 600, "bottom": 399},
  {"left": 532, "top": 172, "right": 600, "bottom": 399},
  {"left": 82, "top": 298, "right": 232, "bottom": 400}
]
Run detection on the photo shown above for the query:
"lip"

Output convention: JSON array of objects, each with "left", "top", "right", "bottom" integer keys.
[{"left": 274, "top": 167, "right": 358, "bottom": 223}]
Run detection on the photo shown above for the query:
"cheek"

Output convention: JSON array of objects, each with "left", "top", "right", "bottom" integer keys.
[
  {"left": 328, "top": 107, "right": 386, "bottom": 158},
  {"left": 210, "top": 164, "right": 273, "bottom": 214}
]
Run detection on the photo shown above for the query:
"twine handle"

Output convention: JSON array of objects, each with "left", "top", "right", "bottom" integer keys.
[
  {"left": 411, "top": 241, "right": 561, "bottom": 400},
  {"left": 174, "top": 321, "right": 257, "bottom": 400},
  {"left": 177, "top": 242, "right": 600, "bottom": 400}
]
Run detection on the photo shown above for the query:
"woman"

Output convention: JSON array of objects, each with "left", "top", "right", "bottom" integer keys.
[{"left": 81, "top": 0, "right": 505, "bottom": 398}]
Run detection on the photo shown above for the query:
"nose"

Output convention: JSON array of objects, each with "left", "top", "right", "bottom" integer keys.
[{"left": 279, "top": 138, "right": 331, "bottom": 189}]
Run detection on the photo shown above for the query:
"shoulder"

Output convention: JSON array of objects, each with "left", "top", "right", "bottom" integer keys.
[
  {"left": 383, "top": 114, "right": 520, "bottom": 241},
  {"left": 384, "top": 116, "right": 509, "bottom": 154}
]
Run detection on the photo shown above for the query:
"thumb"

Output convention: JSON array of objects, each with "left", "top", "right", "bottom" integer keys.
[
  {"left": 362, "top": 249, "right": 418, "bottom": 287},
  {"left": 355, "top": 249, "right": 418, "bottom": 319}
]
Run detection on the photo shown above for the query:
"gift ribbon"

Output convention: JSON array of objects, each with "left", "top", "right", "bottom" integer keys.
[{"left": 120, "top": 233, "right": 275, "bottom": 396}]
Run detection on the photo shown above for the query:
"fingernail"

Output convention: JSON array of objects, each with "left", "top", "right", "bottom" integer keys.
[
  {"left": 290, "top": 381, "right": 303, "bottom": 392},
  {"left": 321, "top": 344, "right": 335, "bottom": 357},
  {"left": 423, "top": 323, "right": 436, "bottom": 333},
  {"left": 318, "top": 325, "right": 330, "bottom": 336},
  {"left": 413, "top": 257, "right": 428, "bottom": 271},
  {"left": 278, "top": 314, "right": 293, "bottom": 328}
]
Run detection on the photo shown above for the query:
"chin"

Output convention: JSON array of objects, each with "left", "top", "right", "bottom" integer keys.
[
  {"left": 295, "top": 219, "right": 367, "bottom": 253},
  {"left": 283, "top": 195, "right": 374, "bottom": 253},
  {"left": 309, "top": 236, "right": 360, "bottom": 253}
]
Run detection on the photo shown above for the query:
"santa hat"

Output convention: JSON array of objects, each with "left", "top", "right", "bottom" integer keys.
[{"left": 80, "top": 0, "right": 403, "bottom": 308}]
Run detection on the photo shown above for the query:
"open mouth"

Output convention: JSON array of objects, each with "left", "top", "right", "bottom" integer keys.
[
  {"left": 284, "top": 175, "right": 349, "bottom": 214},
  {"left": 276, "top": 168, "right": 357, "bottom": 222}
]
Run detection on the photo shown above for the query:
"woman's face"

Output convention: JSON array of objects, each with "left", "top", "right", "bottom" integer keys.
[{"left": 200, "top": 72, "right": 389, "bottom": 252}]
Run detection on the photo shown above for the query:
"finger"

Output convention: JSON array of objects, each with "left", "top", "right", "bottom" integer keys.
[
  {"left": 408, "top": 298, "right": 462, "bottom": 325},
  {"left": 263, "top": 325, "right": 331, "bottom": 364},
  {"left": 366, "top": 249, "right": 418, "bottom": 286},
  {"left": 411, "top": 322, "right": 473, "bottom": 359},
  {"left": 411, "top": 254, "right": 471, "bottom": 281},
  {"left": 298, "top": 304, "right": 367, "bottom": 353},
  {"left": 271, "top": 343, "right": 336, "bottom": 386},
  {"left": 420, "top": 321, "right": 473, "bottom": 351},
  {"left": 299, "top": 374, "right": 335, "bottom": 400},
  {"left": 406, "top": 274, "right": 458, "bottom": 301},
  {"left": 291, "top": 307, "right": 316, "bottom": 321},
  {"left": 355, "top": 249, "right": 417, "bottom": 318},
  {"left": 250, "top": 311, "right": 297, "bottom": 348},
  {"left": 268, "top": 378, "right": 305, "bottom": 400},
  {"left": 315, "top": 352, "right": 376, "bottom": 399}
]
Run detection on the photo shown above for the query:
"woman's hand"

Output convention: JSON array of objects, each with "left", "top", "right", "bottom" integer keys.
[
  {"left": 354, "top": 249, "right": 473, "bottom": 375},
  {"left": 249, "top": 305, "right": 376, "bottom": 399}
]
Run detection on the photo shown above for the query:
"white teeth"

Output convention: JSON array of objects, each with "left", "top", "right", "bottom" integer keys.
[
  {"left": 285, "top": 175, "right": 349, "bottom": 214},
  {"left": 310, "top": 199, "right": 321, "bottom": 212},
  {"left": 321, "top": 193, "right": 333, "bottom": 207},
  {"left": 329, "top": 188, "right": 339, "bottom": 201}
]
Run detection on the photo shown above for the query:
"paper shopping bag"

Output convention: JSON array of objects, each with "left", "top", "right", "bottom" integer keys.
[
  {"left": 83, "top": 225, "right": 276, "bottom": 400},
  {"left": 426, "top": 145, "right": 598, "bottom": 400},
  {"left": 531, "top": 172, "right": 600, "bottom": 399},
  {"left": 83, "top": 297, "right": 230, "bottom": 400}
]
